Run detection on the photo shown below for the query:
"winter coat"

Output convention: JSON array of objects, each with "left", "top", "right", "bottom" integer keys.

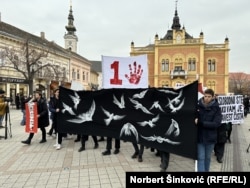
[
  {"left": 34, "top": 97, "right": 49, "bottom": 128},
  {"left": 48, "top": 96, "right": 59, "bottom": 122},
  {"left": 0, "top": 97, "right": 7, "bottom": 116},
  {"left": 197, "top": 98, "right": 222, "bottom": 144},
  {"left": 217, "top": 123, "right": 227, "bottom": 143}
]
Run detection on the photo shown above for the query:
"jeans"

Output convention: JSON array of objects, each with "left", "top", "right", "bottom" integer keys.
[
  {"left": 197, "top": 143, "right": 215, "bottom": 172},
  {"left": 20, "top": 109, "right": 26, "bottom": 125},
  {"left": 0, "top": 115, "right": 4, "bottom": 126}
]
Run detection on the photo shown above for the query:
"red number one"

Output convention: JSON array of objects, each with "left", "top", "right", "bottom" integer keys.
[{"left": 110, "top": 61, "right": 122, "bottom": 85}]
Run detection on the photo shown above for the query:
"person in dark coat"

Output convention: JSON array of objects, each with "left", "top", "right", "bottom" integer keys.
[
  {"left": 159, "top": 151, "right": 170, "bottom": 172},
  {"left": 15, "top": 93, "right": 20, "bottom": 109},
  {"left": 102, "top": 137, "right": 120, "bottom": 155},
  {"left": 226, "top": 122, "right": 232, "bottom": 143},
  {"left": 214, "top": 123, "right": 227, "bottom": 163},
  {"left": 131, "top": 143, "right": 144, "bottom": 162},
  {"left": 78, "top": 134, "right": 99, "bottom": 152},
  {"left": 195, "top": 89, "right": 222, "bottom": 172},
  {"left": 48, "top": 89, "right": 59, "bottom": 136},
  {"left": 21, "top": 91, "right": 49, "bottom": 145},
  {"left": 243, "top": 95, "right": 249, "bottom": 117}
]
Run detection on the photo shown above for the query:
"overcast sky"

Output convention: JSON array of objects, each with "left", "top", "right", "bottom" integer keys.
[{"left": 1, "top": 0, "right": 250, "bottom": 73}]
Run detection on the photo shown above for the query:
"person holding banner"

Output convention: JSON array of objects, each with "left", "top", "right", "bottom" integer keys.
[
  {"left": 21, "top": 91, "right": 49, "bottom": 145},
  {"left": 102, "top": 137, "right": 120, "bottom": 155},
  {"left": 195, "top": 89, "right": 222, "bottom": 172},
  {"left": 131, "top": 143, "right": 144, "bottom": 162},
  {"left": 78, "top": 134, "right": 99, "bottom": 152}
]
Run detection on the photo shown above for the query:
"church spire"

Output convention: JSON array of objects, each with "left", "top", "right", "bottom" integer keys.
[
  {"left": 64, "top": 0, "right": 78, "bottom": 52},
  {"left": 171, "top": 0, "right": 181, "bottom": 30},
  {"left": 65, "top": 0, "right": 76, "bottom": 35}
]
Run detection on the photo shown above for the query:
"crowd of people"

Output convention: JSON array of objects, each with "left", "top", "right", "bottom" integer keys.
[{"left": 10, "top": 87, "right": 247, "bottom": 172}]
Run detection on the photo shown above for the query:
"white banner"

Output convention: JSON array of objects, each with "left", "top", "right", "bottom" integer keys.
[
  {"left": 217, "top": 95, "right": 244, "bottom": 124},
  {"left": 102, "top": 55, "right": 148, "bottom": 88}
]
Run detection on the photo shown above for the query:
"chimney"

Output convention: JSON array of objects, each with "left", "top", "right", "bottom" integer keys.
[{"left": 40, "top": 32, "right": 45, "bottom": 39}]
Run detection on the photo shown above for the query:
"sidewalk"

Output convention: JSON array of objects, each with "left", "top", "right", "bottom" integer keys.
[{"left": 0, "top": 108, "right": 249, "bottom": 188}]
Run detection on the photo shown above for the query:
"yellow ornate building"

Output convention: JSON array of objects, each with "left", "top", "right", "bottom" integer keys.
[{"left": 130, "top": 7, "right": 230, "bottom": 94}]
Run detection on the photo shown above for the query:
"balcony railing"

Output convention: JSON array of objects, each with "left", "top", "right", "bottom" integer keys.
[{"left": 170, "top": 70, "right": 188, "bottom": 79}]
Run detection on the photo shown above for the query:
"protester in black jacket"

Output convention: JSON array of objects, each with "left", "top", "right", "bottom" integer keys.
[
  {"left": 21, "top": 91, "right": 49, "bottom": 145},
  {"left": 214, "top": 123, "right": 227, "bottom": 163},
  {"left": 243, "top": 95, "right": 249, "bottom": 117},
  {"left": 195, "top": 89, "right": 222, "bottom": 172}
]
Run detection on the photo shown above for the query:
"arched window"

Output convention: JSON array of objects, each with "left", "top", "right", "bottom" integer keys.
[
  {"left": 161, "top": 59, "right": 169, "bottom": 72},
  {"left": 188, "top": 58, "right": 196, "bottom": 71},
  {"left": 77, "top": 70, "right": 80, "bottom": 79},
  {"left": 72, "top": 69, "right": 76, "bottom": 80},
  {"left": 82, "top": 71, "right": 85, "bottom": 81},
  {"left": 208, "top": 59, "right": 216, "bottom": 72}
]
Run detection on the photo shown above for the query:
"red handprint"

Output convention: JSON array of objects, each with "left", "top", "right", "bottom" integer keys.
[{"left": 125, "top": 61, "right": 143, "bottom": 84}]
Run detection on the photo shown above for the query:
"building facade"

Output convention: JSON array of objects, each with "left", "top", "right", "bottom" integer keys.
[
  {"left": 0, "top": 3, "right": 92, "bottom": 101},
  {"left": 130, "top": 7, "right": 230, "bottom": 94}
]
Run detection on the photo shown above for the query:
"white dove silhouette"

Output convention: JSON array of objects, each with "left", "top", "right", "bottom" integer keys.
[
  {"left": 69, "top": 91, "right": 80, "bottom": 109},
  {"left": 120, "top": 122, "right": 139, "bottom": 142},
  {"left": 165, "top": 119, "right": 180, "bottom": 137},
  {"left": 132, "top": 90, "right": 148, "bottom": 99},
  {"left": 113, "top": 94, "right": 125, "bottom": 109},
  {"left": 158, "top": 89, "right": 178, "bottom": 95},
  {"left": 67, "top": 100, "right": 95, "bottom": 123},
  {"left": 129, "top": 98, "right": 153, "bottom": 115},
  {"left": 167, "top": 98, "right": 185, "bottom": 113},
  {"left": 140, "top": 135, "right": 180, "bottom": 145},
  {"left": 61, "top": 102, "right": 75, "bottom": 115},
  {"left": 165, "top": 90, "right": 183, "bottom": 107},
  {"left": 149, "top": 101, "right": 165, "bottom": 112},
  {"left": 101, "top": 107, "right": 125, "bottom": 126},
  {"left": 137, "top": 114, "right": 160, "bottom": 128}
]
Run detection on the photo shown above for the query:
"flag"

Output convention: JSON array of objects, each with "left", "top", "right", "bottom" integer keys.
[{"left": 57, "top": 81, "right": 198, "bottom": 160}]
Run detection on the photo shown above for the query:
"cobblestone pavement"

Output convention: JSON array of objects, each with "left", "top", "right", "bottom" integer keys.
[{"left": 0, "top": 108, "right": 249, "bottom": 188}]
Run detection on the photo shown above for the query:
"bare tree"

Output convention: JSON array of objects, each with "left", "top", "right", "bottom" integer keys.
[
  {"left": 229, "top": 72, "right": 250, "bottom": 95},
  {"left": 1, "top": 38, "right": 64, "bottom": 95}
]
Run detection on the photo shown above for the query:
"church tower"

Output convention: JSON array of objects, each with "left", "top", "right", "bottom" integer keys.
[{"left": 64, "top": 0, "right": 78, "bottom": 52}]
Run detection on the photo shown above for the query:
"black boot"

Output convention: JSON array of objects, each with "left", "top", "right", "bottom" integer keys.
[
  {"left": 102, "top": 150, "right": 111, "bottom": 155},
  {"left": 21, "top": 139, "right": 31, "bottom": 145},
  {"left": 131, "top": 152, "right": 139, "bottom": 159},
  {"left": 39, "top": 139, "right": 47, "bottom": 143},
  {"left": 79, "top": 139, "right": 86, "bottom": 152},
  {"left": 78, "top": 146, "right": 85, "bottom": 152},
  {"left": 40, "top": 130, "right": 47, "bottom": 143},
  {"left": 75, "top": 134, "right": 81, "bottom": 142},
  {"left": 138, "top": 155, "right": 143, "bottom": 162}
]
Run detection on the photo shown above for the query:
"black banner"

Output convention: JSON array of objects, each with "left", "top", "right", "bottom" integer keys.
[{"left": 58, "top": 81, "right": 198, "bottom": 159}]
